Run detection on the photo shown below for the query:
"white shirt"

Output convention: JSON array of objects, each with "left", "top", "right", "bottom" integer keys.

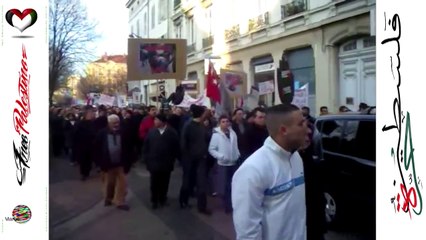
[
  {"left": 158, "top": 126, "right": 167, "bottom": 135},
  {"left": 208, "top": 127, "right": 240, "bottom": 166},
  {"left": 232, "top": 137, "right": 306, "bottom": 240}
]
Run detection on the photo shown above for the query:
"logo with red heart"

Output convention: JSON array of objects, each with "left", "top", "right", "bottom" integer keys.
[{"left": 5, "top": 9, "right": 38, "bottom": 33}]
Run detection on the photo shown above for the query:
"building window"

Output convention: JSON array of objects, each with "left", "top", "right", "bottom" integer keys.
[
  {"left": 363, "top": 36, "right": 376, "bottom": 48},
  {"left": 174, "top": 0, "right": 181, "bottom": 9},
  {"left": 281, "top": 0, "right": 307, "bottom": 19},
  {"left": 205, "top": 6, "right": 212, "bottom": 36},
  {"left": 343, "top": 40, "right": 357, "bottom": 51},
  {"left": 188, "top": 71, "right": 198, "bottom": 80},
  {"left": 175, "top": 23, "right": 182, "bottom": 38},
  {"left": 159, "top": 0, "right": 167, "bottom": 23},
  {"left": 144, "top": 12, "right": 148, "bottom": 36},
  {"left": 287, "top": 47, "right": 316, "bottom": 111},
  {"left": 188, "top": 16, "right": 195, "bottom": 43},
  {"left": 136, "top": 20, "right": 140, "bottom": 36},
  {"left": 151, "top": 5, "right": 156, "bottom": 29}
]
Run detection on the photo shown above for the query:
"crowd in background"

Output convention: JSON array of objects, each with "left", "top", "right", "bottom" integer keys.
[{"left": 49, "top": 102, "right": 373, "bottom": 240}]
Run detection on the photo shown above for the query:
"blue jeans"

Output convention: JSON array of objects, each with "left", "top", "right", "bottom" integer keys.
[{"left": 216, "top": 165, "right": 237, "bottom": 211}]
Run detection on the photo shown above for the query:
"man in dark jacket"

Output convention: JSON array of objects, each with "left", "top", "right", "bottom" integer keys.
[
  {"left": 94, "top": 114, "right": 134, "bottom": 211},
  {"left": 179, "top": 104, "right": 212, "bottom": 215},
  {"left": 143, "top": 114, "right": 180, "bottom": 209},
  {"left": 131, "top": 107, "right": 145, "bottom": 160},
  {"left": 241, "top": 107, "right": 269, "bottom": 160},
  {"left": 73, "top": 106, "right": 96, "bottom": 180},
  {"left": 168, "top": 106, "right": 184, "bottom": 137},
  {"left": 94, "top": 105, "right": 108, "bottom": 134},
  {"left": 302, "top": 106, "right": 316, "bottom": 125},
  {"left": 231, "top": 108, "right": 248, "bottom": 164},
  {"left": 299, "top": 122, "right": 327, "bottom": 240}
]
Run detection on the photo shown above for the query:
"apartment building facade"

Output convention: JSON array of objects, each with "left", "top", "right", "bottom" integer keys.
[
  {"left": 126, "top": 0, "right": 375, "bottom": 113},
  {"left": 171, "top": 0, "right": 376, "bottom": 115},
  {"left": 126, "top": 0, "right": 176, "bottom": 105}
]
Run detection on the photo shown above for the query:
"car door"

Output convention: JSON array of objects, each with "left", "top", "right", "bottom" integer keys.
[
  {"left": 337, "top": 118, "right": 376, "bottom": 208},
  {"left": 317, "top": 118, "right": 346, "bottom": 193}
]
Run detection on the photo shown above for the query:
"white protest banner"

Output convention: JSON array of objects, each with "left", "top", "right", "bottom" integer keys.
[
  {"left": 98, "top": 94, "right": 115, "bottom": 106},
  {"left": 175, "top": 93, "right": 208, "bottom": 108},
  {"left": 291, "top": 83, "right": 309, "bottom": 108},
  {"left": 258, "top": 80, "right": 275, "bottom": 95}
]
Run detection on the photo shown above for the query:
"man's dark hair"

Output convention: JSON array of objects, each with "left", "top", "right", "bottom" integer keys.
[
  {"left": 252, "top": 107, "right": 266, "bottom": 117},
  {"left": 302, "top": 106, "right": 310, "bottom": 112},
  {"left": 148, "top": 105, "right": 157, "bottom": 112},
  {"left": 233, "top": 108, "right": 244, "bottom": 116},
  {"left": 320, "top": 106, "right": 328, "bottom": 111},
  {"left": 339, "top": 105, "right": 350, "bottom": 112},
  {"left": 98, "top": 105, "right": 107, "bottom": 112},
  {"left": 219, "top": 115, "right": 229, "bottom": 122},
  {"left": 265, "top": 104, "right": 300, "bottom": 136},
  {"left": 359, "top": 102, "right": 369, "bottom": 110}
]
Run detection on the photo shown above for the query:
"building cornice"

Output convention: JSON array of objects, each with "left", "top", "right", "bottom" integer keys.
[{"left": 186, "top": 7, "right": 372, "bottom": 66}]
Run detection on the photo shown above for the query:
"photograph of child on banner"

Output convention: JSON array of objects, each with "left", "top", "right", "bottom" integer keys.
[{"left": 139, "top": 43, "right": 176, "bottom": 74}]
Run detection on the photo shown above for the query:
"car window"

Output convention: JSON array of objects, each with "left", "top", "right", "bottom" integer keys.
[
  {"left": 319, "top": 120, "right": 343, "bottom": 153},
  {"left": 339, "top": 120, "right": 375, "bottom": 161}
]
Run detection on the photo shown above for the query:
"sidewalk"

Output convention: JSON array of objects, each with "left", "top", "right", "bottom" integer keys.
[
  {"left": 49, "top": 156, "right": 103, "bottom": 228},
  {"left": 51, "top": 190, "right": 178, "bottom": 240}
]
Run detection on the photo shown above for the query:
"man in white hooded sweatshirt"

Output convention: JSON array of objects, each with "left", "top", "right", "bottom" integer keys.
[
  {"left": 208, "top": 115, "right": 240, "bottom": 214},
  {"left": 232, "top": 104, "right": 309, "bottom": 240}
]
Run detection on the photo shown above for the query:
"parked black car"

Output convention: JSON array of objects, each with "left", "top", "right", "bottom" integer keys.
[{"left": 313, "top": 108, "right": 376, "bottom": 227}]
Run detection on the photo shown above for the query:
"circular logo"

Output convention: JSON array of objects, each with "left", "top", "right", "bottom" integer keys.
[{"left": 12, "top": 205, "right": 32, "bottom": 224}]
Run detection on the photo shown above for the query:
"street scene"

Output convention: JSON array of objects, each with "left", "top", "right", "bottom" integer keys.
[
  {"left": 50, "top": 155, "right": 374, "bottom": 240},
  {"left": 49, "top": 0, "right": 376, "bottom": 239}
]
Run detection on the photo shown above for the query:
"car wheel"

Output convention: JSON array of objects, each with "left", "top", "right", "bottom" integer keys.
[{"left": 324, "top": 192, "right": 337, "bottom": 224}]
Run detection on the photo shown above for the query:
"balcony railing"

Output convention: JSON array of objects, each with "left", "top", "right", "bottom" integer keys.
[
  {"left": 248, "top": 12, "right": 270, "bottom": 32},
  {"left": 187, "top": 43, "right": 196, "bottom": 54},
  {"left": 224, "top": 24, "right": 240, "bottom": 41},
  {"left": 281, "top": 0, "right": 307, "bottom": 19},
  {"left": 202, "top": 35, "right": 214, "bottom": 48}
]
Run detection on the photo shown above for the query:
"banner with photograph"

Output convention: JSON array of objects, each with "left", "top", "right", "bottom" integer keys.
[
  {"left": 0, "top": 1, "right": 49, "bottom": 238},
  {"left": 258, "top": 80, "right": 275, "bottom": 95},
  {"left": 127, "top": 38, "right": 187, "bottom": 81},
  {"left": 220, "top": 69, "right": 247, "bottom": 98},
  {"left": 291, "top": 83, "right": 309, "bottom": 108},
  {"left": 242, "top": 86, "right": 260, "bottom": 111}
]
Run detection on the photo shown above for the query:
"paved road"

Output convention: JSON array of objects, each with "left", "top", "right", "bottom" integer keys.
[{"left": 49, "top": 157, "right": 375, "bottom": 240}]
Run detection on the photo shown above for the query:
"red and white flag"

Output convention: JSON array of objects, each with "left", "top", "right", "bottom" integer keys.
[{"left": 206, "top": 60, "right": 221, "bottom": 103}]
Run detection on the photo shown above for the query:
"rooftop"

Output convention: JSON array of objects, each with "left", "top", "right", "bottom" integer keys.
[{"left": 94, "top": 53, "right": 127, "bottom": 64}]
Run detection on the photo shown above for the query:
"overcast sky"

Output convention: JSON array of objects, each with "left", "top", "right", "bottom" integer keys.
[{"left": 83, "top": 0, "right": 129, "bottom": 57}]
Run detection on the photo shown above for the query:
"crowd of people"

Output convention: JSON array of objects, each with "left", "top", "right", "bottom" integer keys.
[{"left": 50, "top": 102, "right": 360, "bottom": 240}]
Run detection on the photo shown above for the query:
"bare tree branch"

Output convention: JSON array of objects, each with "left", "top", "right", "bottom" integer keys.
[{"left": 49, "top": 0, "right": 100, "bottom": 106}]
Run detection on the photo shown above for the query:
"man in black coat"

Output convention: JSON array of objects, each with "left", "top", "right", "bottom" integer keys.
[
  {"left": 94, "top": 114, "right": 135, "bottom": 211},
  {"left": 168, "top": 106, "right": 184, "bottom": 137},
  {"left": 231, "top": 108, "right": 249, "bottom": 164},
  {"left": 179, "top": 104, "right": 212, "bottom": 215},
  {"left": 94, "top": 105, "right": 108, "bottom": 134},
  {"left": 299, "top": 122, "right": 327, "bottom": 240},
  {"left": 143, "top": 114, "right": 180, "bottom": 209},
  {"left": 73, "top": 106, "right": 97, "bottom": 180},
  {"left": 131, "top": 107, "right": 145, "bottom": 160},
  {"left": 241, "top": 107, "right": 269, "bottom": 160},
  {"left": 302, "top": 106, "right": 316, "bottom": 125}
]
